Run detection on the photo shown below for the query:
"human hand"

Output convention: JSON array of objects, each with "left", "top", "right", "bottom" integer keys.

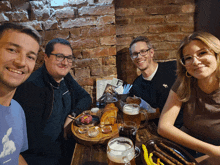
[{"left": 140, "top": 98, "right": 156, "bottom": 113}]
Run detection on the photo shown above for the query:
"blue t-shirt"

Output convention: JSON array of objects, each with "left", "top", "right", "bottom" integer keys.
[{"left": 0, "top": 99, "right": 28, "bottom": 164}]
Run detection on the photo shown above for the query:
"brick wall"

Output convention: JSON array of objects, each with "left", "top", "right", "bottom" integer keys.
[
  {"left": 115, "top": 0, "right": 195, "bottom": 84},
  {"left": 0, "top": 0, "right": 196, "bottom": 104},
  {"left": 0, "top": 0, "right": 115, "bottom": 104}
]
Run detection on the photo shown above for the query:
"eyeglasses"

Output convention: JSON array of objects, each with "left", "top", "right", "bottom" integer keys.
[
  {"left": 50, "top": 53, "right": 75, "bottom": 63},
  {"left": 180, "top": 48, "right": 214, "bottom": 66},
  {"left": 130, "top": 48, "right": 151, "bottom": 59}
]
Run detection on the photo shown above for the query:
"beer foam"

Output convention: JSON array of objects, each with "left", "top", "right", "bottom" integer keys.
[
  {"left": 108, "top": 141, "right": 134, "bottom": 163},
  {"left": 123, "top": 105, "right": 139, "bottom": 115}
]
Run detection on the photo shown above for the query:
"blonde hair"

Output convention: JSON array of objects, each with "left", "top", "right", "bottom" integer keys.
[{"left": 176, "top": 31, "right": 220, "bottom": 101}]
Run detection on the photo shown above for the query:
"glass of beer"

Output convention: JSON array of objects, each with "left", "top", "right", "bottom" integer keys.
[
  {"left": 107, "top": 137, "right": 136, "bottom": 165},
  {"left": 117, "top": 121, "right": 140, "bottom": 157},
  {"left": 123, "top": 104, "right": 147, "bottom": 129}
]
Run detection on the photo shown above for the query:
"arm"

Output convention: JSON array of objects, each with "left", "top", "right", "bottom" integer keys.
[
  {"left": 63, "top": 116, "right": 73, "bottom": 140},
  {"left": 72, "top": 81, "right": 92, "bottom": 116},
  {"left": 157, "top": 90, "right": 220, "bottom": 157},
  {"left": 19, "top": 154, "right": 28, "bottom": 165}
]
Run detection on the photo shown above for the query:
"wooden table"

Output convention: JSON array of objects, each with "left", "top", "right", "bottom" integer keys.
[{"left": 70, "top": 121, "right": 160, "bottom": 165}]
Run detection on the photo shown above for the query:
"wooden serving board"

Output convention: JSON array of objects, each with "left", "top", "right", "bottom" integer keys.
[{"left": 71, "top": 113, "right": 119, "bottom": 146}]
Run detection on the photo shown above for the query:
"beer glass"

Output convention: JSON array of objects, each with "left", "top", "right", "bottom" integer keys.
[
  {"left": 123, "top": 104, "right": 147, "bottom": 129},
  {"left": 117, "top": 121, "right": 140, "bottom": 158},
  {"left": 107, "top": 137, "right": 136, "bottom": 165}
]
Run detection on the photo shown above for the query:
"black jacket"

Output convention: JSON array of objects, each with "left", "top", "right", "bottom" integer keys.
[{"left": 13, "top": 64, "right": 92, "bottom": 156}]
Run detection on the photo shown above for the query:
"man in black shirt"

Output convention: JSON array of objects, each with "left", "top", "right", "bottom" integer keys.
[{"left": 129, "top": 36, "right": 183, "bottom": 127}]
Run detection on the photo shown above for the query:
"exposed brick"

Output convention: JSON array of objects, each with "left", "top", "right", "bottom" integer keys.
[
  {"left": 79, "top": 5, "right": 115, "bottom": 16},
  {"left": 153, "top": 41, "right": 179, "bottom": 50},
  {"left": 115, "top": 0, "right": 167, "bottom": 8},
  {"left": 42, "top": 20, "right": 58, "bottom": 30},
  {"left": 70, "top": 38, "right": 99, "bottom": 49},
  {"left": 166, "top": 14, "right": 193, "bottom": 23},
  {"left": 102, "top": 56, "right": 116, "bottom": 65},
  {"left": 91, "top": 67, "right": 103, "bottom": 76},
  {"left": 75, "top": 77, "right": 94, "bottom": 86},
  {"left": 54, "top": 7, "right": 76, "bottom": 19},
  {"left": 154, "top": 50, "right": 176, "bottom": 60},
  {"left": 32, "top": 8, "right": 50, "bottom": 21},
  {"left": 99, "top": 0, "right": 114, "bottom": 4},
  {"left": 165, "top": 0, "right": 195, "bottom": 4},
  {"left": 116, "top": 17, "right": 131, "bottom": 25},
  {"left": 181, "top": 4, "right": 195, "bottom": 13},
  {"left": 44, "top": 30, "right": 70, "bottom": 41},
  {"left": 75, "top": 68, "right": 90, "bottom": 78},
  {"left": 73, "top": 50, "right": 83, "bottom": 59},
  {"left": 5, "top": 10, "right": 29, "bottom": 22},
  {"left": 181, "top": 24, "right": 194, "bottom": 32},
  {"left": 134, "top": 15, "right": 165, "bottom": 24},
  {"left": 82, "top": 46, "right": 116, "bottom": 58},
  {"left": 102, "top": 65, "right": 117, "bottom": 76},
  {"left": 115, "top": 8, "right": 145, "bottom": 17},
  {"left": 69, "top": 28, "right": 81, "bottom": 39},
  {"left": 97, "top": 15, "right": 115, "bottom": 25},
  {"left": 22, "top": 20, "right": 43, "bottom": 30},
  {"left": 61, "top": 17, "right": 97, "bottom": 28},
  {"left": 100, "top": 36, "right": 116, "bottom": 46},
  {"left": 148, "top": 24, "right": 179, "bottom": 33},
  {"left": 0, "top": 1, "right": 11, "bottom": 11},
  {"left": 68, "top": 0, "right": 87, "bottom": 5},
  {"left": 147, "top": 6, "right": 181, "bottom": 15},
  {"left": 116, "top": 37, "right": 132, "bottom": 46},
  {"left": 165, "top": 33, "right": 188, "bottom": 41},
  {"left": 109, "top": 46, "right": 116, "bottom": 55},
  {"left": 80, "top": 25, "right": 116, "bottom": 37},
  {"left": 29, "top": 1, "right": 44, "bottom": 10},
  {"left": 0, "top": 13, "right": 9, "bottom": 22},
  {"left": 73, "top": 58, "right": 102, "bottom": 68},
  {"left": 116, "top": 25, "right": 148, "bottom": 35},
  {"left": 144, "top": 34, "right": 167, "bottom": 42}
]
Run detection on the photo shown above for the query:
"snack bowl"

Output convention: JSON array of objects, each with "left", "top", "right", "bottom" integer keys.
[
  {"left": 87, "top": 126, "right": 99, "bottom": 138},
  {"left": 78, "top": 125, "right": 88, "bottom": 134},
  {"left": 101, "top": 125, "right": 112, "bottom": 134}
]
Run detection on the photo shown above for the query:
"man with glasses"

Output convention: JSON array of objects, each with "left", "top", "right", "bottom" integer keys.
[
  {"left": 128, "top": 36, "right": 183, "bottom": 127},
  {"left": 14, "top": 38, "right": 92, "bottom": 165}
]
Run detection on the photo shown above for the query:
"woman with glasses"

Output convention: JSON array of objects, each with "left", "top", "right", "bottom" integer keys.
[{"left": 158, "top": 31, "right": 220, "bottom": 160}]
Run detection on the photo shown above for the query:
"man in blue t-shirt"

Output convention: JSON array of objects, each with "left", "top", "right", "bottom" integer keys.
[{"left": 0, "top": 23, "right": 41, "bottom": 164}]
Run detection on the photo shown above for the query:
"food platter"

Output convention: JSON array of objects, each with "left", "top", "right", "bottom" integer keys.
[
  {"left": 75, "top": 115, "right": 100, "bottom": 127},
  {"left": 141, "top": 138, "right": 198, "bottom": 165},
  {"left": 71, "top": 112, "right": 119, "bottom": 146}
]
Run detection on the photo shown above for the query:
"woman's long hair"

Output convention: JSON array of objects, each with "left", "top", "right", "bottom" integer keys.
[{"left": 176, "top": 31, "right": 220, "bottom": 102}]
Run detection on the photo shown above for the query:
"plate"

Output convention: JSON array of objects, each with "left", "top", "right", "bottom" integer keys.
[
  {"left": 75, "top": 115, "right": 100, "bottom": 127},
  {"left": 141, "top": 138, "right": 198, "bottom": 165}
]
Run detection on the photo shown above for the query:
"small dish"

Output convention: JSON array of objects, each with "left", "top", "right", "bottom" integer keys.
[
  {"left": 101, "top": 125, "right": 112, "bottom": 134},
  {"left": 88, "top": 126, "right": 99, "bottom": 138},
  {"left": 78, "top": 125, "right": 88, "bottom": 134}
]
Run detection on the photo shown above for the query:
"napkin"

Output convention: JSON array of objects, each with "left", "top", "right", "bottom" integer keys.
[{"left": 140, "top": 98, "right": 156, "bottom": 113}]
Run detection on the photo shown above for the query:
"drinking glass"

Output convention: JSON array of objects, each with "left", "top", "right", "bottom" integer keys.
[
  {"left": 107, "top": 137, "right": 136, "bottom": 165},
  {"left": 122, "top": 104, "right": 147, "bottom": 129},
  {"left": 117, "top": 120, "right": 140, "bottom": 158}
]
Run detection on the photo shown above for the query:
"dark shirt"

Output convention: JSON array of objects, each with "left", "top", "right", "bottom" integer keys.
[
  {"left": 13, "top": 64, "right": 92, "bottom": 164},
  {"left": 129, "top": 61, "right": 183, "bottom": 128}
]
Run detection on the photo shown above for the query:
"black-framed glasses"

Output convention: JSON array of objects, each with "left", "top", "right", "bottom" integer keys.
[
  {"left": 50, "top": 53, "right": 75, "bottom": 63},
  {"left": 180, "top": 48, "right": 213, "bottom": 66},
  {"left": 130, "top": 48, "right": 151, "bottom": 59}
]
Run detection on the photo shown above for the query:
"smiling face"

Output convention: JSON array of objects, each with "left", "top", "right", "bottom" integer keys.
[
  {"left": 44, "top": 43, "right": 73, "bottom": 83},
  {"left": 0, "top": 30, "right": 39, "bottom": 90},
  {"left": 183, "top": 40, "right": 218, "bottom": 80},
  {"left": 130, "top": 41, "right": 154, "bottom": 71}
]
